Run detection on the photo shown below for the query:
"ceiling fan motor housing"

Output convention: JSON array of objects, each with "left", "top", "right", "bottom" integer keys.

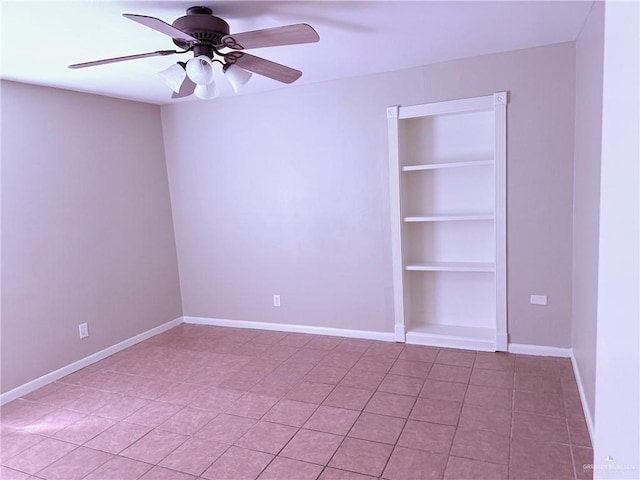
[{"left": 171, "top": 6, "right": 230, "bottom": 53}]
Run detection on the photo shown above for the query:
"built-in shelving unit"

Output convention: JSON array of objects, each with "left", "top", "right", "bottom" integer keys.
[{"left": 387, "top": 92, "right": 508, "bottom": 351}]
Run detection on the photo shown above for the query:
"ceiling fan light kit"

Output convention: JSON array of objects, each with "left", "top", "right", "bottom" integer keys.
[
  {"left": 158, "top": 63, "right": 187, "bottom": 93},
  {"left": 69, "top": 5, "right": 320, "bottom": 100},
  {"left": 224, "top": 64, "right": 252, "bottom": 93},
  {"left": 185, "top": 55, "right": 215, "bottom": 85}
]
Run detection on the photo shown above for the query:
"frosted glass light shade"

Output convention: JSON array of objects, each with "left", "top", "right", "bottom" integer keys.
[
  {"left": 194, "top": 82, "right": 220, "bottom": 99},
  {"left": 186, "top": 55, "right": 214, "bottom": 85},
  {"left": 225, "top": 64, "right": 252, "bottom": 92},
  {"left": 158, "top": 63, "right": 186, "bottom": 93}
]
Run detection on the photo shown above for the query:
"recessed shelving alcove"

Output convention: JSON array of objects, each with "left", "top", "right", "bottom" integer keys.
[{"left": 387, "top": 92, "right": 508, "bottom": 351}]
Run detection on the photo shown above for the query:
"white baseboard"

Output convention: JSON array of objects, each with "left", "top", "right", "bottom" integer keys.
[
  {"left": 507, "top": 343, "right": 572, "bottom": 357},
  {"left": 570, "top": 354, "right": 596, "bottom": 444},
  {"left": 183, "top": 316, "right": 396, "bottom": 342},
  {"left": 0, "top": 317, "right": 183, "bottom": 406}
]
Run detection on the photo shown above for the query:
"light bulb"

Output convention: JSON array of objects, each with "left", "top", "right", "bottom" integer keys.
[
  {"left": 194, "top": 82, "right": 220, "bottom": 100},
  {"left": 186, "top": 55, "right": 214, "bottom": 85},
  {"left": 225, "top": 64, "right": 252, "bottom": 93},
  {"left": 158, "top": 63, "right": 186, "bottom": 93}
]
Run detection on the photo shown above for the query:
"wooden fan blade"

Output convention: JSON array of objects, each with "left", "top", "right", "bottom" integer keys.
[
  {"left": 68, "top": 50, "right": 178, "bottom": 69},
  {"left": 172, "top": 77, "right": 196, "bottom": 99},
  {"left": 222, "top": 23, "right": 319, "bottom": 50},
  {"left": 123, "top": 13, "right": 199, "bottom": 43},
  {"left": 227, "top": 52, "right": 302, "bottom": 84}
]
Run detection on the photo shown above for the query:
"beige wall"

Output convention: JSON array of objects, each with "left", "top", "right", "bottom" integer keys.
[
  {"left": 162, "top": 42, "right": 576, "bottom": 347},
  {"left": 571, "top": 1, "right": 604, "bottom": 427},
  {"left": 1, "top": 81, "right": 182, "bottom": 393}
]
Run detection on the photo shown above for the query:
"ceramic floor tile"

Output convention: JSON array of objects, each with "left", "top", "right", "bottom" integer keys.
[
  {"left": 515, "top": 373, "right": 562, "bottom": 394},
  {"left": 52, "top": 415, "right": 116, "bottom": 445},
  {"left": 410, "top": 398, "right": 461, "bottom": 426},
  {"left": 339, "top": 369, "right": 386, "bottom": 391},
  {"left": 139, "top": 465, "right": 198, "bottom": 479},
  {"left": 320, "top": 352, "right": 362, "bottom": 369},
  {"left": 190, "top": 386, "right": 243, "bottom": 412},
  {"left": 120, "top": 429, "right": 187, "bottom": 464},
  {"left": 124, "top": 401, "right": 182, "bottom": 427},
  {"left": 509, "top": 436, "right": 574, "bottom": 480},
  {"left": 420, "top": 379, "right": 467, "bottom": 402},
  {"left": 435, "top": 350, "right": 477, "bottom": 368},
  {"left": 398, "top": 346, "right": 439, "bottom": 364},
  {"left": 397, "top": 419, "right": 455, "bottom": 454},
  {"left": 157, "top": 406, "right": 217, "bottom": 435},
  {"left": 512, "top": 411, "right": 569, "bottom": 443},
  {"left": 364, "top": 342, "right": 404, "bottom": 359},
  {"left": 389, "top": 360, "right": 432, "bottom": 379},
  {"left": 458, "top": 403, "right": 511, "bottom": 435},
  {"left": 235, "top": 421, "right": 298, "bottom": 454},
  {"left": 329, "top": 437, "right": 393, "bottom": 477},
  {"left": 474, "top": 352, "right": 515, "bottom": 372},
  {"left": 201, "top": 446, "right": 273, "bottom": 480},
  {"left": 280, "top": 428, "right": 343, "bottom": 465},
  {"left": 224, "top": 393, "right": 279, "bottom": 419},
  {"left": 469, "top": 368, "right": 514, "bottom": 389},
  {"left": 444, "top": 455, "right": 508, "bottom": 480},
  {"left": 159, "top": 436, "right": 229, "bottom": 476},
  {"left": 2, "top": 437, "right": 77, "bottom": 475},
  {"left": 36, "top": 446, "right": 112, "bottom": 480},
  {"left": 464, "top": 384, "right": 513, "bottom": 411},
  {"left": 304, "top": 365, "right": 350, "bottom": 385},
  {"left": 567, "top": 414, "right": 592, "bottom": 447},
  {"left": 0, "top": 326, "right": 599, "bottom": 480},
  {"left": 195, "top": 413, "right": 255, "bottom": 443},
  {"left": 0, "top": 466, "right": 31, "bottom": 480},
  {"left": 450, "top": 428, "right": 510, "bottom": 465},
  {"left": 249, "top": 376, "right": 296, "bottom": 398},
  {"left": 262, "top": 399, "right": 318, "bottom": 427},
  {"left": 382, "top": 446, "right": 448, "bottom": 480},
  {"left": 514, "top": 356, "right": 559, "bottom": 377},
  {"left": 82, "top": 455, "right": 153, "bottom": 480},
  {"left": 378, "top": 374, "right": 424, "bottom": 396},
  {"left": 364, "top": 391, "right": 415, "bottom": 418},
  {"left": 0, "top": 430, "right": 46, "bottom": 462},
  {"left": 304, "top": 405, "right": 360, "bottom": 435},
  {"left": 322, "top": 386, "right": 373, "bottom": 411},
  {"left": 319, "top": 467, "right": 378, "bottom": 479},
  {"left": 573, "top": 446, "right": 594, "bottom": 480},
  {"left": 257, "top": 456, "right": 323, "bottom": 480},
  {"left": 17, "top": 408, "right": 85, "bottom": 436},
  {"left": 91, "top": 394, "right": 149, "bottom": 421},
  {"left": 514, "top": 390, "right": 565, "bottom": 417},
  {"left": 428, "top": 364, "right": 472, "bottom": 384},
  {"left": 353, "top": 356, "right": 395, "bottom": 374},
  {"left": 348, "top": 412, "right": 405, "bottom": 445},
  {"left": 286, "top": 382, "right": 335, "bottom": 404},
  {"left": 84, "top": 421, "right": 151, "bottom": 454}
]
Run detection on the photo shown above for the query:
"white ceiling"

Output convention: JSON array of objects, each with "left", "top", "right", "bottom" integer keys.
[{"left": 0, "top": 1, "right": 593, "bottom": 105}]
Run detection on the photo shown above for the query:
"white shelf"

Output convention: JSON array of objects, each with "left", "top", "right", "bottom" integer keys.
[
  {"left": 404, "top": 214, "right": 494, "bottom": 222},
  {"left": 402, "top": 160, "right": 494, "bottom": 171},
  {"left": 405, "top": 262, "right": 495, "bottom": 272},
  {"left": 405, "top": 324, "right": 496, "bottom": 351}
]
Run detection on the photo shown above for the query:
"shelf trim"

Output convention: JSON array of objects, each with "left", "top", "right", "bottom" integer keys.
[
  {"left": 405, "top": 262, "right": 495, "bottom": 272},
  {"left": 402, "top": 160, "right": 494, "bottom": 171},
  {"left": 403, "top": 214, "right": 494, "bottom": 222}
]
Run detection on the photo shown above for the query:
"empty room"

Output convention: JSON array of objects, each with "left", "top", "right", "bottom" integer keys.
[{"left": 1, "top": 1, "right": 638, "bottom": 479}]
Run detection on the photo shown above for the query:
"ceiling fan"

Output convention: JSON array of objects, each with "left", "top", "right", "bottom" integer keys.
[{"left": 69, "top": 6, "right": 320, "bottom": 99}]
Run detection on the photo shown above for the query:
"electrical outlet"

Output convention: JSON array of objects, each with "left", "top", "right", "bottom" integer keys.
[
  {"left": 78, "top": 323, "right": 89, "bottom": 339},
  {"left": 530, "top": 295, "right": 548, "bottom": 305},
  {"left": 273, "top": 295, "right": 281, "bottom": 307}
]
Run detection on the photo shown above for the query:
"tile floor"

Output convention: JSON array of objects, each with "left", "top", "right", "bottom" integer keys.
[{"left": 1, "top": 324, "right": 593, "bottom": 479}]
